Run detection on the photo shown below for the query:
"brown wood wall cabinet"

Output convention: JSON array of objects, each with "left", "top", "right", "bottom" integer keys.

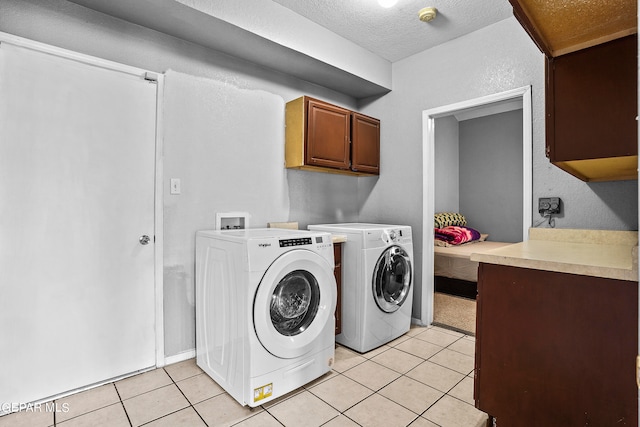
[
  {"left": 474, "top": 263, "right": 638, "bottom": 426},
  {"left": 508, "top": 0, "right": 638, "bottom": 182},
  {"left": 333, "top": 243, "right": 342, "bottom": 335},
  {"left": 546, "top": 35, "right": 638, "bottom": 181},
  {"left": 285, "top": 96, "right": 380, "bottom": 176}
]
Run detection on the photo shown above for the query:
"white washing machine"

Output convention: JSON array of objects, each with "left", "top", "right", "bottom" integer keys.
[
  {"left": 195, "top": 228, "right": 336, "bottom": 407},
  {"left": 308, "top": 223, "right": 413, "bottom": 353}
]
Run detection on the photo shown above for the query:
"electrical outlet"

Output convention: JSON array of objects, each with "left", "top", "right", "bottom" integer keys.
[{"left": 538, "top": 197, "right": 561, "bottom": 215}]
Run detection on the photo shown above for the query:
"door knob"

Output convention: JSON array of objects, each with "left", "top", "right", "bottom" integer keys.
[{"left": 139, "top": 235, "right": 151, "bottom": 245}]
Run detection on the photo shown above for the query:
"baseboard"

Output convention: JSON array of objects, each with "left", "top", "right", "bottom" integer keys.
[
  {"left": 411, "top": 316, "right": 430, "bottom": 327},
  {"left": 164, "top": 349, "right": 196, "bottom": 366}
]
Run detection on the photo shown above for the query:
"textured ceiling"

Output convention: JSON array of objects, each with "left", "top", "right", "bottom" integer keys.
[{"left": 271, "top": 0, "right": 514, "bottom": 62}]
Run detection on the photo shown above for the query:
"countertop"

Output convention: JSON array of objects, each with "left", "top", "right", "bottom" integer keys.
[
  {"left": 331, "top": 234, "right": 347, "bottom": 244},
  {"left": 469, "top": 228, "right": 638, "bottom": 282}
]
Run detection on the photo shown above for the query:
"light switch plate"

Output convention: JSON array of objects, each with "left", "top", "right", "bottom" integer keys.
[{"left": 170, "top": 178, "right": 181, "bottom": 195}]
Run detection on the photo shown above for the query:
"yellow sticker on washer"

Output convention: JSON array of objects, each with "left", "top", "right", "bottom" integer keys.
[{"left": 253, "top": 383, "right": 273, "bottom": 402}]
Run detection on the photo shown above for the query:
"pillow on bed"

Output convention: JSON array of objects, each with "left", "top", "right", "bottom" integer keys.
[{"left": 434, "top": 212, "right": 467, "bottom": 228}]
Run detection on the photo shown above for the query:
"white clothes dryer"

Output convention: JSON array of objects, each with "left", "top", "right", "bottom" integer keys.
[
  {"left": 308, "top": 223, "right": 413, "bottom": 353},
  {"left": 195, "top": 228, "right": 336, "bottom": 407}
]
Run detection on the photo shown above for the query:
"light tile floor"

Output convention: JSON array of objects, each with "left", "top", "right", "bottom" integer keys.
[{"left": 0, "top": 325, "right": 488, "bottom": 427}]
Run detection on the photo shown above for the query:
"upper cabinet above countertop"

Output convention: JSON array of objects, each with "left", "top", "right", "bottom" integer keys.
[
  {"left": 285, "top": 96, "right": 380, "bottom": 176},
  {"left": 508, "top": 0, "right": 637, "bottom": 57},
  {"left": 509, "top": 0, "right": 638, "bottom": 182}
]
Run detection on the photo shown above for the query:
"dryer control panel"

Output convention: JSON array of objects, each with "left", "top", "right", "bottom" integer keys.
[
  {"left": 279, "top": 237, "right": 313, "bottom": 247},
  {"left": 382, "top": 228, "right": 408, "bottom": 244},
  {"left": 247, "top": 233, "right": 334, "bottom": 271},
  {"left": 363, "top": 227, "right": 412, "bottom": 249}
]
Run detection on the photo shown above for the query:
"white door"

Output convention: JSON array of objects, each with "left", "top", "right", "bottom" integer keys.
[{"left": 0, "top": 40, "right": 158, "bottom": 406}]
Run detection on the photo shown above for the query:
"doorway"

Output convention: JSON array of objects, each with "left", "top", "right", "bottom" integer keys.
[{"left": 420, "top": 86, "right": 533, "bottom": 325}]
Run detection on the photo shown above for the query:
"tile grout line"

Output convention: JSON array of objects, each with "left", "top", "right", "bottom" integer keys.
[
  {"left": 302, "top": 337, "right": 471, "bottom": 427},
  {"left": 111, "top": 383, "right": 134, "bottom": 427},
  {"left": 123, "top": 366, "right": 201, "bottom": 427},
  {"left": 419, "top": 334, "right": 482, "bottom": 424},
  {"left": 305, "top": 371, "right": 375, "bottom": 415},
  {"left": 318, "top": 412, "right": 363, "bottom": 427},
  {"left": 16, "top": 325, "right": 484, "bottom": 427},
  {"left": 52, "top": 384, "right": 127, "bottom": 427},
  {"left": 379, "top": 332, "right": 480, "bottom": 423},
  {"left": 158, "top": 367, "right": 208, "bottom": 427}
]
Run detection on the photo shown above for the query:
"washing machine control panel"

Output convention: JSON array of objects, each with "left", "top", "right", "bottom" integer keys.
[
  {"left": 383, "top": 228, "right": 405, "bottom": 243},
  {"left": 279, "top": 237, "right": 313, "bottom": 247}
]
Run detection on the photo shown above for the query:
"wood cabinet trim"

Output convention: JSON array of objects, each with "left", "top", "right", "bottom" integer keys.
[
  {"left": 509, "top": 0, "right": 552, "bottom": 57},
  {"left": 507, "top": 0, "right": 637, "bottom": 57}
]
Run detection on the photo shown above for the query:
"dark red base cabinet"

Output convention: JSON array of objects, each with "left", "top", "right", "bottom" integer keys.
[{"left": 474, "top": 263, "right": 638, "bottom": 426}]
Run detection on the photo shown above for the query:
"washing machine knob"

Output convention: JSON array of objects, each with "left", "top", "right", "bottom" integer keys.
[{"left": 388, "top": 230, "right": 397, "bottom": 241}]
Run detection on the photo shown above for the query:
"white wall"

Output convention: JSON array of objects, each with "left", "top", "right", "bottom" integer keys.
[
  {"left": 0, "top": 0, "right": 362, "bottom": 357},
  {"left": 433, "top": 110, "right": 523, "bottom": 243},
  {"left": 459, "top": 110, "right": 523, "bottom": 242},
  {"left": 162, "top": 71, "right": 292, "bottom": 354},
  {"left": 176, "top": 0, "right": 392, "bottom": 90},
  {"left": 434, "top": 115, "right": 460, "bottom": 213},
  {"left": 2, "top": 1, "right": 637, "bottom": 354}
]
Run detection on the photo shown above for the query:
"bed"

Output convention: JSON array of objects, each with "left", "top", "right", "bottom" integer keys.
[{"left": 433, "top": 212, "right": 514, "bottom": 299}]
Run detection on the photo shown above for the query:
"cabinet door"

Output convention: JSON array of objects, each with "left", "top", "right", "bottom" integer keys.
[
  {"left": 546, "top": 35, "right": 637, "bottom": 163},
  {"left": 351, "top": 113, "right": 380, "bottom": 174},
  {"left": 306, "top": 99, "right": 351, "bottom": 170},
  {"left": 475, "top": 263, "right": 638, "bottom": 426}
]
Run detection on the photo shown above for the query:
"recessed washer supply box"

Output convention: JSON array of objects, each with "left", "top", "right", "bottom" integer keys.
[{"left": 215, "top": 212, "right": 250, "bottom": 230}]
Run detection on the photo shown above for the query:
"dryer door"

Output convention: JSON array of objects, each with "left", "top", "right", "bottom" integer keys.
[
  {"left": 373, "top": 245, "right": 412, "bottom": 313},
  {"left": 254, "top": 249, "right": 336, "bottom": 359}
]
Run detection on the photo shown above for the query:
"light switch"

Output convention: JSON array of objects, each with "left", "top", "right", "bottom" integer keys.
[{"left": 170, "top": 178, "right": 181, "bottom": 195}]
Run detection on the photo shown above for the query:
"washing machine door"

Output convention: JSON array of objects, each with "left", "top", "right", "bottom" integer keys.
[
  {"left": 253, "top": 249, "right": 336, "bottom": 359},
  {"left": 372, "top": 245, "right": 412, "bottom": 313}
]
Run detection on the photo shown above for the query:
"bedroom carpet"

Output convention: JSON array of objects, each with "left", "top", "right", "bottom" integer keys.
[{"left": 433, "top": 292, "right": 476, "bottom": 336}]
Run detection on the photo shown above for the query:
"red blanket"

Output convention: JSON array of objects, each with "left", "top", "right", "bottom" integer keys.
[{"left": 434, "top": 226, "right": 481, "bottom": 245}]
